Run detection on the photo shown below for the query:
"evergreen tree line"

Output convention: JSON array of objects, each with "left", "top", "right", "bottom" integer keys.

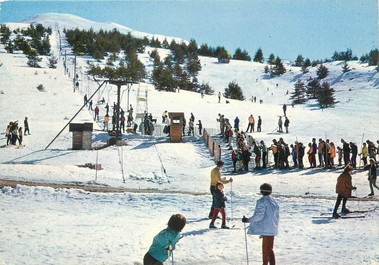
[
  {"left": 290, "top": 77, "right": 336, "bottom": 109},
  {"left": 1, "top": 24, "right": 53, "bottom": 68}
]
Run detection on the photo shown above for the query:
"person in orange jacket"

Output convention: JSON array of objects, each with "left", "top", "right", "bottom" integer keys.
[{"left": 332, "top": 164, "right": 356, "bottom": 218}]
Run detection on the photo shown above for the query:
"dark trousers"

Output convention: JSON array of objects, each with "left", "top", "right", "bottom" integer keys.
[
  {"left": 143, "top": 252, "right": 163, "bottom": 265},
  {"left": 333, "top": 194, "right": 348, "bottom": 214},
  {"left": 208, "top": 185, "right": 216, "bottom": 218},
  {"left": 262, "top": 236, "right": 275, "bottom": 265},
  {"left": 262, "top": 152, "right": 267, "bottom": 168}
]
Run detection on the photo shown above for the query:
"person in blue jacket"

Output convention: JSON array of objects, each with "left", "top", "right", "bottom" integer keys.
[
  {"left": 243, "top": 183, "right": 279, "bottom": 265},
  {"left": 144, "top": 214, "right": 186, "bottom": 265}
]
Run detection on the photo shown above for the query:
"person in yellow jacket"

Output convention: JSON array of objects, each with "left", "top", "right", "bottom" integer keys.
[
  {"left": 208, "top": 161, "right": 233, "bottom": 219},
  {"left": 359, "top": 142, "right": 369, "bottom": 166}
]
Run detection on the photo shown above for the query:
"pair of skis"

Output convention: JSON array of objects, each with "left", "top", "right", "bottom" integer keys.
[{"left": 312, "top": 209, "right": 369, "bottom": 219}]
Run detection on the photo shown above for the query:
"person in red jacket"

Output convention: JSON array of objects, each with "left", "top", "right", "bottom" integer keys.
[{"left": 332, "top": 164, "right": 356, "bottom": 218}]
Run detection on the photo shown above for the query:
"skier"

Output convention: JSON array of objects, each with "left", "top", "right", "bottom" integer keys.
[
  {"left": 5, "top": 125, "right": 11, "bottom": 145},
  {"left": 311, "top": 138, "right": 317, "bottom": 168},
  {"left": 318, "top": 139, "right": 325, "bottom": 167},
  {"left": 359, "top": 142, "right": 368, "bottom": 166},
  {"left": 209, "top": 182, "right": 229, "bottom": 229},
  {"left": 234, "top": 116, "right": 240, "bottom": 131},
  {"left": 284, "top": 117, "right": 290, "bottom": 133},
  {"left": 94, "top": 106, "right": 99, "bottom": 121},
  {"left": 341, "top": 139, "right": 351, "bottom": 166},
  {"left": 24, "top": 117, "right": 30, "bottom": 135},
  {"left": 218, "top": 91, "right": 221, "bottom": 103},
  {"left": 277, "top": 116, "right": 283, "bottom": 132},
  {"left": 143, "top": 214, "right": 186, "bottom": 265},
  {"left": 103, "top": 114, "right": 109, "bottom": 131},
  {"left": 368, "top": 158, "right": 379, "bottom": 196},
  {"left": 246, "top": 114, "right": 255, "bottom": 133},
  {"left": 196, "top": 120, "right": 202, "bottom": 135},
  {"left": 232, "top": 149, "right": 238, "bottom": 173},
  {"left": 105, "top": 103, "right": 109, "bottom": 115},
  {"left": 332, "top": 165, "right": 357, "bottom": 218},
  {"left": 260, "top": 140, "right": 267, "bottom": 168},
  {"left": 18, "top": 127, "right": 23, "bottom": 145},
  {"left": 188, "top": 119, "right": 194, "bottom": 136},
  {"left": 242, "top": 183, "right": 279, "bottom": 265},
  {"left": 282, "top": 103, "right": 287, "bottom": 116},
  {"left": 350, "top": 142, "right": 358, "bottom": 168},
  {"left": 208, "top": 161, "right": 233, "bottom": 219},
  {"left": 257, "top": 116, "right": 262, "bottom": 132}
]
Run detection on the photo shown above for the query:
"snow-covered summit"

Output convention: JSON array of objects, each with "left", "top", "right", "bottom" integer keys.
[{"left": 21, "top": 13, "right": 187, "bottom": 44}]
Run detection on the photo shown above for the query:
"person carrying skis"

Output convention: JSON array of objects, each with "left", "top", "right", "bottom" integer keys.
[
  {"left": 242, "top": 183, "right": 279, "bottom": 265},
  {"left": 209, "top": 182, "right": 229, "bottom": 229},
  {"left": 208, "top": 161, "right": 233, "bottom": 219},
  {"left": 143, "top": 214, "right": 186, "bottom": 265},
  {"left": 332, "top": 164, "right": 357, "bottom": 218},
  {"left": 368, "top": 158, "right": 379, "bottom": 196}
]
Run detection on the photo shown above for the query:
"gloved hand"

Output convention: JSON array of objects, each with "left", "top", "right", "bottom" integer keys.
[{"left": 242, "top": 215, "right": 249, "bottom": 223}]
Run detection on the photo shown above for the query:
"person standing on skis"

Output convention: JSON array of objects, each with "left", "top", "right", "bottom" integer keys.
[
  {"left": 332, "top": 164, "right": 356, "bottom": 218},
  {"left": 208, "top": 161, "right": 233, "bottom": 219},
  {"left": 242, "top": 183, "right": 279, "bottom": 265},
  {"left": 209, "top": 182, "right": 229, "bottom": 229}
]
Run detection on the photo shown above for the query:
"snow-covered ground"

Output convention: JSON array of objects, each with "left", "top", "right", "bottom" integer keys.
[{"left": 0, "top": 14, "right": 378, "bottom": 265}]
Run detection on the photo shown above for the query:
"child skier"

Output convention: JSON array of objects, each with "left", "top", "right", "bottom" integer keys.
[
  {"left": 143, "top": 214, "right": 186, "bottom": 265},
  {"left": 242, "top": 183, "right": 279, "bottom": 265},
  {"left": 209, "top": 182, "right": 229, "bottom": 229}
]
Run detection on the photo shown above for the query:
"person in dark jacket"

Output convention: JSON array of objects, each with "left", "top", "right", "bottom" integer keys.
[
  {"left": 284, "top": 117, "right": 290, "bottom": 133},
  {"left": 368, "top": 158, "right": 379, "bottom": 196},
  {"left": 24, "top": 117, "right": 30, "bottom": 135},
  {"left": 298, "top": 142, "right": 305, "bottom": 169},
  {"left": 350, "top": 142, "right": 358, "bottom": 168},
  {"left": 332, "top": 165, "right": 356, "bottom": 218},
  {"left": 257, "top": 116, "right": 262, "bottom": 132},
  {"left": 209, "top": 182, "right": 229, "bottom": 229},
  {"left": 341, "top": 139, "right": 351, "bottom": 166}
]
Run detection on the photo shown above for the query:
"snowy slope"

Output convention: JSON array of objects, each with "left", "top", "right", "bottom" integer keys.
[{"left": 0, "top": 13, "right": 378, "bottom": 265}]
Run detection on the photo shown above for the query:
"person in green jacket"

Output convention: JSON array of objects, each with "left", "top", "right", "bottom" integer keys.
[{"left": 144, "top": 214, "right": 186, "bottom": 265}]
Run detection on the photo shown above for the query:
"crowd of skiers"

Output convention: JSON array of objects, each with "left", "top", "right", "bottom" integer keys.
[{"left": 4, "top": 117, "right": 30, "bottom": 147}]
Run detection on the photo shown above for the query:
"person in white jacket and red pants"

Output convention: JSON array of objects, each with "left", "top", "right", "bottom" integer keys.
[{"left": 243, "top": 183, "right": 279, "bottom": 265}]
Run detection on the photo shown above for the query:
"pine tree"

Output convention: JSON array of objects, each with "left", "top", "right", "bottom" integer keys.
[
  {"left": 341, "top": 62, "right": 351, "bottom": 73},
  {"left": 316, "top": 64, "right": 329, "bottom": 79},
  {"left": 27, "top": 49, "right": 42, "bottom": 68},
  {"left": 267, "top": 53, "right": 275, "bottom": 64},
  {"left": 290, "top": 79, "right": 307, "bottom": 104},
  {"left": 47, "top": 55, "right": 58, "bottom": 68},
  {"left": 301, "top": 58, "right": 311, "bottom": 73},
  {"left": 317, "top": 81, "right": 336, "bottom": 108},
  {"left": 224, "top": 81, "right": 245, "bottom": 100},
  {"left": 233, "top": 48, "right": 251, "bottom": 61},
  {"left": 270, "top": 56, "right": 286, "bottom": 76},
  {"left": 294, "top": 54, "right": 304, "bottom": 67},
  {"left": 253, "top": 48, "right": 264, "bottom": 63},
  {"left": 306, "top": 78, "right": 320, "bottom": 99},
  {"left": 200, "top": 81, "right": 214, "bottom": 95}
]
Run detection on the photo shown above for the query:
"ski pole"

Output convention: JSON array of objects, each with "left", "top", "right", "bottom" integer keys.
[
  {"left": 230, "top": 182, "right": 234, "bottom": 220},
  {"left": 243, "top": 220, "right": 249, "bottom": 265},
  {"left": 354, "top": 189, "right": 360, "bottom": 211}
]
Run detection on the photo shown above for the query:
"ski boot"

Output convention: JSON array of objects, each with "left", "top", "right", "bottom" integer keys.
[
  {"left": 221, "top": 224, "right": 230, "bottom": 229},
  {"left": 332, "top": 213, "right": 340, "bottom": 219},
  {"left": 209, "top": 223, "right": 217, "bottom": 229},
  {"left": 341, "top": 208, "right": 350, "bottom": 214}
]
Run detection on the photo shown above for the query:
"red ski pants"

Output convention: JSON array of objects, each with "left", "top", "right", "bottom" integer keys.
[{"left": 262, "top": 236, "right": 275, "bottom": 265}]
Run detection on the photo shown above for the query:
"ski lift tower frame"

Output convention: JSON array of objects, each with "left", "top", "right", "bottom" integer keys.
[
  {"left": 135, "top": 82, "right": 149, "bottom": 134},
  {"left": 107, "top": 79, "right": 137, "bottom": 140}
]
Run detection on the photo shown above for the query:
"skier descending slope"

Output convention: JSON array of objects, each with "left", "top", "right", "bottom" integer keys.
[{"left": 242, "top": 183, "right": 279, "bottom": 265}]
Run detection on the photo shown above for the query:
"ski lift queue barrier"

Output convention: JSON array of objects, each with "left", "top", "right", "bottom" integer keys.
[{"left": 203, "top": 129, "right": 221, "bottom": 162}]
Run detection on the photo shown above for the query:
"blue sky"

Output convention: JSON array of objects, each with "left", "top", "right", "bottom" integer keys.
[{"left": 1, "top": 0, "right": 378, "bottom": 60}]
